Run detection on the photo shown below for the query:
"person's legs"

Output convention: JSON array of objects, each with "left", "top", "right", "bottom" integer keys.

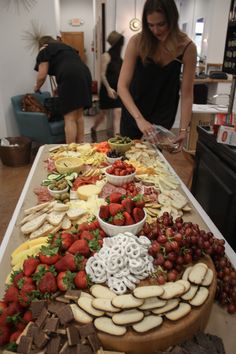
[
  {"left": 113, "top": 108, "right": 121, "bottom": 136},
  {"left": 76, "top": 108, "right": 84, "bottom": 143},
  {"left": 64, "top": 111, "right": 77, "bottom": 144},
  {"left": 91, "top": 109, "right": 107, "bottom": 142}
]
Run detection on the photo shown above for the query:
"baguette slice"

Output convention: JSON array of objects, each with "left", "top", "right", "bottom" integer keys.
[
  {"left": 132, "top": 315, "right": 163, "bottom": 333},
  {"left": 94, "top": 317, "right": 127, "bottom": 336},
  {"left": 21, "top": 213, "right": 48, "bottom": 234}
]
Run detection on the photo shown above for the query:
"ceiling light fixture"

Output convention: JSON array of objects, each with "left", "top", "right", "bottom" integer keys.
[{"left": 129, "top": 0, "right": 141, "bottom": 31}]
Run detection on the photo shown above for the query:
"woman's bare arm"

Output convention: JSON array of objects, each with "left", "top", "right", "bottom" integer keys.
[
  {"left": 118, "top": 35, "right": 154, "bottom": 136},
  {"left": 100, "top": 52, "right": 117, "bottom": 99},
  {"left": 34, "top": 62, "right": 49, "bottom": 92}
]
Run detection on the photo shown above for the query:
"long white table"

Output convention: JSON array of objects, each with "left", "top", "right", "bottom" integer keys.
[{"left": 0, "top": 145, "right": 235, "bottom": 354}]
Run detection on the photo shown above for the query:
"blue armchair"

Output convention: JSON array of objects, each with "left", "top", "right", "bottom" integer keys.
[{"left": 11, "top": 92, "right": 65, "bottom": 144}]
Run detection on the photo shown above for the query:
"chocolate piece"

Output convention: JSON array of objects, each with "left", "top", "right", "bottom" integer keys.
[
  {"left": 57, "top": 328, "right": 67, "bottom": 335},
  {"left": 48, "top": 301, "right": 66, "bottom": 315},
  {"left": 207, "top": 334, "right": 226, "bottom": 354},
  {"left": 51, "top": 291, "right": 62, "bottom": 299},
  {"left": 30, "top": 300, "right": 47, "bottom": 320},
  {"left": 56, "top": 296, "right": 71, "bottom": 304},
  {"left": 66, "top": 326, "right": 80, "bottom": 346},
  {"left": 17, "top": 335, "right": 33, "bottom": 354},
  {"left": 65, "top": 290, "right": 81, "bottom": 301},
  {"left": 57, "top": 304, "right": 74, "bottom": 325},
  {"left": 78, "top": 324, "right": 96, "bottom": 339},
  {"left": 46, "top": 336, "right": 61, "bottom": 354},
  {"left": 35, "top": 307, "right": 49, "bottom": 328},
  {"left": 87, "top": 333, "right": 101, "bottom": 352},
  {"left": 44, "top": 317, "right": 59, "bottom": 332},
  {"left": 33, "top": 328, "right": 49, "bottom": 349},
  {"left": 59, "top": 341, "right": 69, "bottom": 354},
  {"left": 77, "top": 344, "right": 93, "bottom": 354}
]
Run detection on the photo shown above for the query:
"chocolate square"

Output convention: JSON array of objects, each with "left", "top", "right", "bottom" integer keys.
[
  {"left": 87, "top": 333, "right": 101, "bottom": 352},
  {"left": 35, "top": 307, "right": 49, "bottom": 328},
  {"left": 44, "top": 317, "right": 59, "bottom": 333},
  {"left": 77, "top": 344, "right": 93, "bottom": 354},
  {"left": 30, "top": 300, "right": 47, "bottom": 320},
  {"left": 66, "top": 326, "right": 80, "bottom": 346},
  {"left": 33, "top": 328, "right": 49, "bottom": 349},
  {"left": 65, "top": 290, "right": 81, "bottom": 301},
  {"left": 57, "top": 305, "right": 74, "bottom": 325},
  {"left": 48, "top": 301, "right": 66, "bottom": 315},
  {"left": 56, "top": 296, "right": 71, "bottom": 304},
  {"left": 78, "top": 324, "right": 96, "bottom": 339},
  {"left": 17, "top": 335, "right": 33, "bottom": 354},
  {"left": 46, "top": 336, "right": 61, "bottom": 354}
]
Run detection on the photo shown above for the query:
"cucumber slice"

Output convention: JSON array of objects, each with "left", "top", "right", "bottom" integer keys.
[
  {"left": 67, "top": 180, "right": 73, "bottom": 187},
  {"left": 47, "top": 173, "right": 61, "bottom": 180},
  {"left": 65, "top": 172, "right": 78, "bottom": 181},
  {"left": 41, "top": 179, "right": 51, "bottom": 186}
]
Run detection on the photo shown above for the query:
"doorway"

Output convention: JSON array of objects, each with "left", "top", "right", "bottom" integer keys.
[{"left": 60, "top": 32, "right": 85, "bottom": 63}]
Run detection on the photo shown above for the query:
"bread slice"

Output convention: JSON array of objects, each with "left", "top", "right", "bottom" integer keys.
[
  {"left": 112, "top": 309, "right": 144, "bottom": 325},
  {"left": 21, "top": 213, "right": 48, "bottom": 234},
  {"left": 182, "top": 266, "right": 192, "bottom": 281},
  {"left": 188, "top": 264, "right": 208, "bottom": 285},
  {"left": 47, "top": 211, "right": 66, "bottom": 226},
  {"left": 165, "top": 303, "right": 191, "bottom": 321},
  {"left": 112, "top": 294, "right": 144, "bottom": 309},
  {"left": 29, "top": 222, "right": 54, "bottom": 239},
  {"left": 189, "top": 286, "right": 209, "bottom": 306},
  {"left": 202, "top": 268, "right": 214, "bottom": 286},
  {"left": 70, "top": 304, "right": 93, "bottom": 324},
  {"left": 181, "top": 285, "right": 198, "bottom": 301},
  {"left": 175, "top": 279, "right": 191, "bottom": 292},
  {"left": 23, "top": 201, "right": 52, "bottom": 215},
  {"left": 133, "top": 286, "right": 164, "bottom": 299},
  {"left": 67, "top": 208, "right": 86, "bottom": 220},
  {"left": 94, "top": 317, "right": 127, "bottom": 336},
  {"left": 90, "top": 284, "right": 117, "bottom": 300},
  {"left": 132, "top": 315, "right": 163, "bottom": 333},
  {"left": 152, "top": 299, "right": 179, "bottom": 315}
]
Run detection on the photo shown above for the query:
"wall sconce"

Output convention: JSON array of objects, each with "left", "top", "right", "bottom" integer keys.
[{"left": 129, "top": 0, "right": 141, "bottom": 31}]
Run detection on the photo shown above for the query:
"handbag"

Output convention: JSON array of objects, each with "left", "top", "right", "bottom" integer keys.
[{"left": 43, "top": 76, "right": 63, "bottom": 121}]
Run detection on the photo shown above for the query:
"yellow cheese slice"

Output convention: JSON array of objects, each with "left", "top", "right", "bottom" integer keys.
[{"left": 77, "top": 184, "right": 101, "bottom": 201}]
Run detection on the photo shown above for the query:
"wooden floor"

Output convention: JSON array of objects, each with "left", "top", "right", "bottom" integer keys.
[{"left": 0, "top": 132, "right": 193, "bottom": 244}]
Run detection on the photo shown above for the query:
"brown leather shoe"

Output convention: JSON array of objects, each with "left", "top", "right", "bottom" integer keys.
[{"left": 91, "top": 127, "right": 97, "bottom": 143}]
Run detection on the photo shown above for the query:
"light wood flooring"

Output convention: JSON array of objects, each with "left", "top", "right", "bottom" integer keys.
[{"left": 0, "top": 131, "right": 193, "bottom": 244}]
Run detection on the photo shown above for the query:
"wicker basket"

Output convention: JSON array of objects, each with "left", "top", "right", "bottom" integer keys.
[{"left": 0, "top": 136, "right": 32, "bottom": 167}]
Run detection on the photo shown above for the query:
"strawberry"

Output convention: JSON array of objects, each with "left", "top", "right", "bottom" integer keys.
[
  {"left": 0, "top": 311, "right": 8, "bottom": 327},
  {"left": 9, "top": 330, "right": 21, "bottom": 343},
  {"left": 16, "top": 320, "right": 26, "bottom": 332},
  {"left": 121, "top": 198, "right": 134, "bottom": 214},
  {"left": 80, "top": 230, "right": 94, "bottom": 241},
  {"left": 39, "top": 246, "right": 60, "bottom": 265},
  {"left": 123, "top": 211, "right": 134, "bottom": 225},
  {"left": 55, "top": 253, "right": 80, "bottom": 272},
  {"left": 78, "top": 223, "right": 89, "bottom": 232},
  {"left": 107, "top": 192, "right": 122, "bottom": 204},
  {"left": 55, "top": 232, "right": 74, "bottom": 251},
  {"left": 68, "top": 239, "right": 90, "bottom": 256},
  {"left": 20, "top": 282, "right": 36, "bottom": 294},
  {"left": 99, "top": 205, "right": 110, "bottom": 219},
  {"left": 113, "top": 212, "right": 125, "bottom": 226},
  {"left": 0, "top": 301, "right": 7, "bottom": 314},
  {"left": 109, "top": 203, "right": 123, "bottom": 216},
  {"left": 38, "top": 272, "right": 58, "bottom": 294},
  {"left": 0, "top": 325, "right": 10, "bottom": 346},
  {"left": 133, "top": 207, "right": 145, "bottom": 223},
  {"left": 6, "top": 302, "right": 22, "bottom": 316},
  {"left": 23, "top": 310, "right": 33, "bottom": 323},
  {"left": 17, "top": 276, "right": 34, "bottom": 290},
  {"left": 18, "top": 291, "right": 32, "bottom": 308},
  {"left": 87, "top": 220, "right": 100, "bottom": 230},
  {"left": 4, "top": 285, "right": 19, "bottom": 303},
  {"left": 74, "top": 271, "right": 89, "bottom": 289},
  {"left": 132, "top": 194, "right": 145, "bottom": 208},
  {"left": 11, "top": 271, "right": 24, "bottom": 288},
  {"left": 57, "top": 271, "right": 75, "bottom": 292},
  {"left": 23, "top": 257, "right": 40, "bottom": 277}
]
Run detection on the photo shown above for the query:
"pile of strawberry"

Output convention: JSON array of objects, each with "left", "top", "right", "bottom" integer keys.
[
  {"left": 106, "top": 160, "right": 135, "bottom": 176},
  {"left": 0, "top": 219, "right": 105, "bottom": 347},
  {"left": 99, "top": 192, "right": 145, "bottom": 226}
]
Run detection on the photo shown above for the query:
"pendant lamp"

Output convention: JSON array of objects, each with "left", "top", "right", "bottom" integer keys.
[{"left": 129, "top": 0, "right": 141, "bottom": 31}]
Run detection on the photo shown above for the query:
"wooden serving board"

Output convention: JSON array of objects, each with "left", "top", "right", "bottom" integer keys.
[{"left": 97, "top": 257, "right": 216, "bottom": 354}]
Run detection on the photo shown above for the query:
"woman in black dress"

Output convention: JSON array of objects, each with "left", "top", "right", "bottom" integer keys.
[
  {"left": 34, "top": 36, "right": 92, "bottom": 144},
  {"left": 118, "top": 0, "right": 197, "bottom": 151},
  {"left": 91, "top": 31, "right": 124, "bottom": 142}
]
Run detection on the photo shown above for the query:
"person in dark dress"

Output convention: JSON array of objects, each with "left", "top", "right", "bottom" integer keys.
[
  {"left": 91, "top": 31, "right": 124, "bottom": 142},
  {"left": 118, "top": 0, "right": 197, "bottom": 151},
  {"left": 34, "top": 36, "right": 92, "bottom": 144}
]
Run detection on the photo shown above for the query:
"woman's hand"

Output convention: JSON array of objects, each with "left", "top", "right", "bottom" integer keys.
[
  {"left": 136, "top": 118, "right": 155, "bottom": 138},
  {"left": 107, "top": 87, "right": 118, "bottom": 99},
  {"left": 172, "top": 131, "right": 187, "bottom": 153}
]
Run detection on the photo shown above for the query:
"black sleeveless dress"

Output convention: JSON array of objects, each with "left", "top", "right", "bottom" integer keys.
[
  {"left": 34, "top": 42, "right": 92, "bottom": 115},
  {"left": 99, "top": 49, "right": 123, "bottom": 109},
  {"left": 120, "top": 45, "right": 190, "bottom": 139}
]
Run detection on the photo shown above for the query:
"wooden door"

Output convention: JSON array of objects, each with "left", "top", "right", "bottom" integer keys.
[{"left": 60, "top": 32, "right": 85, "bottom": 62}]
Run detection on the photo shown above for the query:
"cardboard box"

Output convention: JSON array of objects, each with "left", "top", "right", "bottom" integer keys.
[
  {"left": 185, "top": 112, "right": 215, "bottom": 151},
  {"left": 217, "top": 125, "right": 236, "bottom": 146}
]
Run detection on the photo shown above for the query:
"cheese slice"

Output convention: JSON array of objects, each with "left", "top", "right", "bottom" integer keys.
[{"left": 77, "top": 184, "right": 101, "bottom": 201}]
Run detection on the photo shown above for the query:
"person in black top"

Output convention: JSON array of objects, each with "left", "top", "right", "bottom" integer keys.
[
  {"left": 118, "top": 0, "right": 197, "bottom": 151},
  {"left": 91, "top": 31, "right": 124, "bottom": 142},
  {"left": 34, "top": 36, "right": 92, "bottom": 144}
]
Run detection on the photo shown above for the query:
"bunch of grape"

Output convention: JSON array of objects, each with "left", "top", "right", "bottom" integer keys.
[{"left": 142, "top": 212, "right": 236, "bottom": 313}]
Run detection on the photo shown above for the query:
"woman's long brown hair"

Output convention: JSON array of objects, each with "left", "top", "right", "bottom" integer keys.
[{"left": 139, "top": 0, "right": 186, "bottom": 63}]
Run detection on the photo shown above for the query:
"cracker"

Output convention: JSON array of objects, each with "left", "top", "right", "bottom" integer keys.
[
  {"left": 133, "top": 286, "right": 164, "bottom": 299},
  {"left": 92, "top": 298, "right": 120, "bottom": 313},
  {"left": 112, "top": 309, "right": 144, "bottom": 325},
  {"left": 112, "top": 294, "right": 144, "bottom": 309},
  {"left": 202, "top": 268, "right": 214, "bottom": 286},
  {"left": 189, "top": 286, "right": 209, "bottom": 306},
  {"left": 165, "top": 302, "right": 191, "bottom": 321},
  {"left": 188, "top": 264, "right": 208, "bottom": 285},
  {"left": 70, "top": 304, "right": 93, "bottom": 324},
  {"left": 139, "top": 297, "right": 167, "bottom": 310},
  {"left": 181, "top": 285, "right": 198, "bottom": 301},
  {"left": 132, "top": 315, "right": 163, "bottom": 333},
  {"left": 78, "top": 297, "right": 104, "bottom": 317},
  {"left": 160, "top": 282, "right": 185, "bottom": 300},
  {"left": 151, "top": 299, "right": 179, "bottom": 315},
  {"left": 94, "top": 317, "right": 127, "bottom": 336},
  {"left": 90, "top": 284, "right": 116, "bottom": 300}
]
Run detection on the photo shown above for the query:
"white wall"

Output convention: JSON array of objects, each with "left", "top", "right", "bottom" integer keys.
[
  {"left": 59, "top": 0, "right": 94, "bottom": 75},
  {"left": 0, "top": 0, "right": 58, "bottom": 139}
]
